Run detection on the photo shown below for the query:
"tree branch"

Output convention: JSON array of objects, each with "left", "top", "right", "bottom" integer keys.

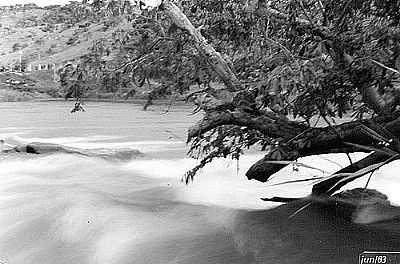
[
  {"left": 311, "top": 152, "right": 394, "bottom": 196},
  {"left": 187, "top": 110, "right": 308, "bottom": 143},
  {"left": 246, "top": 115, "right": 400, "bottom": 182},
  {"left": 160, "top": 0, "right": 243, "bottom": 92}
]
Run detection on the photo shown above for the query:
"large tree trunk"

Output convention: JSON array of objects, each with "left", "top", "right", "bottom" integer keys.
[{"left": 160, "top": 0, "right": 243, "bottom": 93}]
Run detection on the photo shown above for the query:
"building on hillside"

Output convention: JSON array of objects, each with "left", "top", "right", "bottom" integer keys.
[
  {"left": 54, "top": 23, "right": 64, "bottom": 31},
  {"left": 23, "top": 3, "right": 40, "bottom": 10},
  {"left": 0, "top": 6, "right": 11, "bottom": 12}
]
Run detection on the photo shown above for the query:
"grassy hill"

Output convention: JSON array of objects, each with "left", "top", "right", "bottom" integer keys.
[{"left": 0, "top": 3, "right": 130, "bottom": 101}]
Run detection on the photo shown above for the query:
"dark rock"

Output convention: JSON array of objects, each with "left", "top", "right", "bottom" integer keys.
[
  {"left": 332, "top": 188, "right": 390, "bottom": 207},
  {"left": 1, "top": 141, "right": 144, "bottom": 161},
  {"left": 332, "top": 188, "right": 400, "bottom": 224}
]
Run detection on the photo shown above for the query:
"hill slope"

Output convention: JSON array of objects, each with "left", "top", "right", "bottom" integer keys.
[{"left": 0, "top": 4, "right": 129, "bottom": 101}]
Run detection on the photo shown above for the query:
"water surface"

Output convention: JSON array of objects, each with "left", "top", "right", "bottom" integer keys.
[{"left": 1, "top": 101, "right": 400, "bottom": 264}]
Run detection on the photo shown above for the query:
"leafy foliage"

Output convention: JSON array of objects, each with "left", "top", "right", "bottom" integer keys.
[{"left": 60, "top": 0, "right": 400, "bottom": 184}]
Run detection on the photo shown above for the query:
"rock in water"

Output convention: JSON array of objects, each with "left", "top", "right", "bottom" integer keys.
[
  {"left": 333, "top": 188, "right": 400, "bottom": 224},
  {"left": 84, "top": 148, "right": 145, "bottom": 161},
  {"left": 1, "top": 141, "right": 144, "bottom": 161},
  {"left": 25, "top": 142, "right": 72, "bottom": 154},
  {"left": 0, "top": 140, "right": 15, "bottom": 153},
  {"left": 332, "top": 188, "right": 390, "bottom": 207}
]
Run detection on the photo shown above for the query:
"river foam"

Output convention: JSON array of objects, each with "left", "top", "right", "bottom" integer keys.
[
  {"left": 0, "top": 153, "right": 252, "bottom": 264},
  {"left": 4, "top": 152, "right": 400, "bottom": 264},
  {"left": 2, "top": 102, "right": 400, "bottom": 263}
]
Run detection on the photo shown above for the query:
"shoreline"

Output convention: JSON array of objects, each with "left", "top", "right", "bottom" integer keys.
[
  {"left": 1, "top": 96, "right": 192, "bottom": 106},
  {"left": 31, "top": 97, "right": 189, "bottom": 105}
]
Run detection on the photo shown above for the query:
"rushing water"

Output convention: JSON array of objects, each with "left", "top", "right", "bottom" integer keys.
[{"left": 1, "top": 101, "right": 400, "bottom": 264}]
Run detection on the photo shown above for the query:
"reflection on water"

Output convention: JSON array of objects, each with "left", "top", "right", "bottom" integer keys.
[{"left": 1, "top": 102, "right": 400, "bottom": 264}]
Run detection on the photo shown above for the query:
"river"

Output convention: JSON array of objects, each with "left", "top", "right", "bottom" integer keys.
[{"left": 1, "top": 101, "right": 400, "bottom": 264}]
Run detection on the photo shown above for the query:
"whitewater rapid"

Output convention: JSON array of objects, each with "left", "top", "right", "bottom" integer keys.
[{"left": 2, "top": 102, "right": 400, "bottom": 264}]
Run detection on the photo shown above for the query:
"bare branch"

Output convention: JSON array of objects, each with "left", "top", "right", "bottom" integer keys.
[
  {"left": 371, "top": 59, "right": 400, "bottom": 75},
  {"left": 160, "top": 0, "right": 244, "bottom": 92}
]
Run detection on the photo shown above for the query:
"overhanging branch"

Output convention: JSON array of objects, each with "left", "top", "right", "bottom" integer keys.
[
  {"left": 245, "top": 115, "right": 400, "bottom": 182},
  {"left": 187, "top": 110, "right": 307, "bottom": 143},
  {"left": 311, "top": 152, "right": 394, "bottom": 196}
]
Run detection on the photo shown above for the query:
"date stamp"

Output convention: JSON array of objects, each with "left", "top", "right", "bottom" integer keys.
[
  {"left": 360, "top": 251, "right": 400, "bottom": 264},
  {"left": 0, "top": 256, "right": 8, "bottom": 264}
]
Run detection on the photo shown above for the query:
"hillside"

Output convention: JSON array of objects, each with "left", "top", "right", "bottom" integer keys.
[{"left": 0, "top": 3, "right": 130, "bottom": 101}]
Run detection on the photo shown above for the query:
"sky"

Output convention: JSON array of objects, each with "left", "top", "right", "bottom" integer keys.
[
  {"left": 0, "top": 0, "right": 160, "bottom": 7},
  {"left": 0, "top": 0, "right": 71, "bottom": 6}
]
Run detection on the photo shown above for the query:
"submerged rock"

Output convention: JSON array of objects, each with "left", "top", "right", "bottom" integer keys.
[
  {"left": 82, "top": 148, "right": 145, "bottom": 161},
  {"left": 332, "top": 188, "right": 400, "bottom": 224},
  {"left": 332, "top": 188, "right": 390, "bottom": 207},
  {"left": 1, "top": 141, "right": 144, "bottom": 161}
]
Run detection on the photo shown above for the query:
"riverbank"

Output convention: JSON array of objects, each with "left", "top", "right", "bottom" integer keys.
[
  {"left": 0, "top": 71, "right": 190, "bottom": 105},
  {"left": 32, "top": 97, "right": 187, "bottom": 105},
  {"left": 0, "top": 83, "right": 189, "bottom": 106},
  {"left": 0, "top": 87, "right": 51, "bottom": 101},
  {"left": 0, "top": 71, "right": 58, "bottom": 102}
]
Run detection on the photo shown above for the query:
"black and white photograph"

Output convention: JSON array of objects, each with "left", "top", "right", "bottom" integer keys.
[{"left": 1, "top": 0, "right": 400, "bottom": 263}]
